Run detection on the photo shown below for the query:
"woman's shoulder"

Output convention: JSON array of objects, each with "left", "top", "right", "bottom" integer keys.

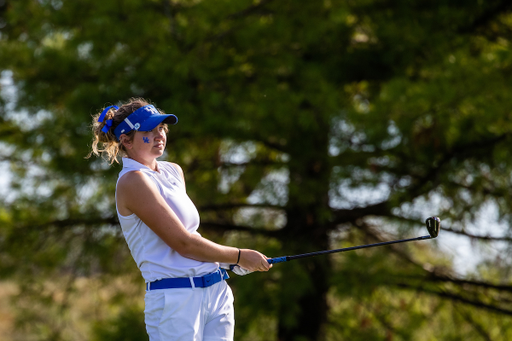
[
  {"left": 159, "top": 161, "right": 186, "bottom": 183},
  {"left": 117, "top": 170, "right": 151, "bottom": 189},
  {"left": 159, "top": 160, "right": 181, "bottom": 169},
  {"left": 159, "top": 161, "right": 184, "bottom": 175}
]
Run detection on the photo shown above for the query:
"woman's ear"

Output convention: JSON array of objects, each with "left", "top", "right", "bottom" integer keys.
[{"left": 119, "top": 134, "right": 133, "bottom": 150}]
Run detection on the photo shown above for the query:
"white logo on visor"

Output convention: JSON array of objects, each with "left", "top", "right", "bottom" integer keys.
[
  {"left": 147, "top": 106, "right": 159, "bottom": 115},
  {"left": 134, "top": 123, "right": 141, "bottom": 130}
]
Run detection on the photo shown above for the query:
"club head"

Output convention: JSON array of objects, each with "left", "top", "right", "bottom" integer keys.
[{"left": 425, "top": 216, "right": 440, "bottom": 238}]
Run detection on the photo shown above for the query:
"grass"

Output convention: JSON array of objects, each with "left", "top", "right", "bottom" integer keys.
[{"left": 0, "top": 275, "right": 145, "bottom": 341}]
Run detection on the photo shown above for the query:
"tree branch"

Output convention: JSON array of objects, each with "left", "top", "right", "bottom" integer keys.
[
  {"left": 227, "top": 0, "right": 276, "bottom": 19},
  {"left": 199, "top": 221, "right": 279, "bottom": 237},
  {"left": 455, "top": 304, "right": 494, "bottom": 341},
  {"left": 458, "top": 0, "right": 512, "bottom": 34},
  {"left": 395, "top": 282, "right": 512, "bottom": 316},
  {"left": 220, "top": 159, "right": 286, "bottom": 168},
  {"left": 358, "top": 220, "right": 512, "bottom": 295},
  {"left": 331, "top": 201, "right": 390, "bottom": 225},
  {"left": 15, "top": 216, "right": 120, "bottom": 230},
  {"left": 198, "top": 202, "right": 284, "bottom": 212},
  {"left": 442, "top": 227, "right": 512, "bottom": 242},
  {"left": 423, "top": 273, "right": 512, "bottom": 293},
  {"left": 405, "top": 133, "right": 509, "bottom": 199}
]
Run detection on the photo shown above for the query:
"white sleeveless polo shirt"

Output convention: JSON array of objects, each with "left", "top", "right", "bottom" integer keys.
[{"left": 116, "top": 157, "right": 218, "bottom": 282}]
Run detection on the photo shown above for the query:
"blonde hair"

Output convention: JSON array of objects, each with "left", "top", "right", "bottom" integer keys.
[{"left": 87, "top": 98, "right": 160, "bottom": 165}]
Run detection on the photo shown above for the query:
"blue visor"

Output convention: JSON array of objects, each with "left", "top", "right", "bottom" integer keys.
[{"left": 114, "top": 105, "right": 178, "bottom": 140}]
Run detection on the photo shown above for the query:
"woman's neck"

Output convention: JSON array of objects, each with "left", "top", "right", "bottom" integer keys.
[{"left": 127, "top": 155, "right": 159, "bottom": 172}]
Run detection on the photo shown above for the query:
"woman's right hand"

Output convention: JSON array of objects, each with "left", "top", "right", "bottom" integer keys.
[{"left": 237, "top": 249, "right": 272, "bottom": 272}]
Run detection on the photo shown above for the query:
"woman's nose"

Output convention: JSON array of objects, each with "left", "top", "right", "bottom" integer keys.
[{"left": 156, "top": 130, "right": 166, "bottom": 139}]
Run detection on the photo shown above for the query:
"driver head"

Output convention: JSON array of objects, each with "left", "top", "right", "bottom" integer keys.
[{"left": 425, "top": 216, "right": 440, "bottom": 238}]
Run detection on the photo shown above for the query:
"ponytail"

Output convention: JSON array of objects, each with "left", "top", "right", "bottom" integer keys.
[{"left": 87, "top": 98, "right": 150, "bottom": 165}]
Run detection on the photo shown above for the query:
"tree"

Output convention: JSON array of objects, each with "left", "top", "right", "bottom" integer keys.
[{"left": 1, "top": 0, "right": 512, "bottom": 340}]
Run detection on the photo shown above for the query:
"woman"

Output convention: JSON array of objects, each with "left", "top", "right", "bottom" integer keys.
[{"left": 89, "top": 98, "right": 271, "bottom": 341}]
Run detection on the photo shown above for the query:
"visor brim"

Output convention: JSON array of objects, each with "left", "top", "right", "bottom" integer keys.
[{"left": 138, "top": 114, "right": 178, "bottom": 131}]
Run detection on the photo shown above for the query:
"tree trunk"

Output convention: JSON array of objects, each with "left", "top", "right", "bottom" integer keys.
[{"left": 277, "top": 116, "right": 332, "bottom": 341}]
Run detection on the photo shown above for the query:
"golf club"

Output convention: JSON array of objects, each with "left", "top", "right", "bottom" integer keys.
[{"left": 267, "top": 216, "right": 441, "bottom": 265}]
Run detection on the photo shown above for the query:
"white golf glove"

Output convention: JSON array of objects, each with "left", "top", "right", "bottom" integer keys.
[{"left": 219, "top": 263, "right": 253, "bottom": 276}]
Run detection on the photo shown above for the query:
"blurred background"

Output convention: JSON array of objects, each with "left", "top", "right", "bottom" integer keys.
[{"left": 1, "top": 0, "right": 512, "bottom": 340}]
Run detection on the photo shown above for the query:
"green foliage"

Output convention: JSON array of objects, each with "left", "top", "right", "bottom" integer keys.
[
  {"left": 91, "top": 306, "right": 147, "bottom": 341},
  {"left": 2, "top": 0, "right": 512, "bottom": 340}
]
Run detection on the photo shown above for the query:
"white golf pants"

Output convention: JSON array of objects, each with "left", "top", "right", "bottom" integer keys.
[{"left": 144, "top": 280, "right": 235, "bottom": 341}]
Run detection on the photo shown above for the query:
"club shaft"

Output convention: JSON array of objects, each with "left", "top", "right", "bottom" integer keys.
[{"left": 268, "top": 235, "right": 432, "bottom": 264}]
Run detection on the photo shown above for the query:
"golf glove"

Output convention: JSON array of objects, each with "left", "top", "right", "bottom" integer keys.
[{"left": 219, "top": 263, "right": 253, "bottom": 276}]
